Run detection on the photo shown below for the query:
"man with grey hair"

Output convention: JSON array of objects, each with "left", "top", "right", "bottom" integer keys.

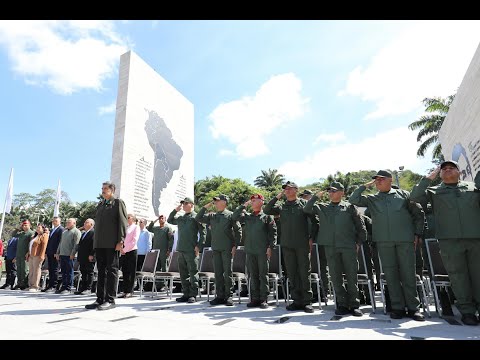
[
  {"left": 74, "top": 218, "right": 95, "bottom": 295},
  {"left": 55, "top": 218, "right": 81, "bottom": 294}
]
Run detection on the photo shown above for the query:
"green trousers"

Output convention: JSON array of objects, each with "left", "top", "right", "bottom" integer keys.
[
  {"left": 247, "top": 253, "right": 269, "bottom": 301},
  {"left": 178, "top": 251, "right": 199, "bottom": 298},
  {"left": 318, "top": 245, "right": 329, "bottom": 295},
  {"left": 377, "top": 242, "right": 420, "bottom": 312},
  {"left": 213, "top": 249, "right": 233, "bottom": 300},
  {"left": 16, "top": 258, "right": 28, "bottom": 287},
  {"left": 325, "top": 245, "right": 360, "bottom": 309},
  {"left": 282, "top": 246, "right": 312, "bottom": 306},
  {"left": 439, "top": 238, "right": 480, "bottom": 315}
]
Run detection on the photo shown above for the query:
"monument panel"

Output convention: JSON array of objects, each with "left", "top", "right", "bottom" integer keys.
[
  {"left": 439, "top": 43, "right": 480, "bottom": 181},
  {"left": 110, "top": 51, "right": 193, "bottom": 220}
]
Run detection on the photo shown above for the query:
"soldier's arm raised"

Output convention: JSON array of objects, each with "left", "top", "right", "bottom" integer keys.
[
  {"left": 406, "top": 195, "right": 426, "bottom": 236},
  {"left": 232, "top": 204, "right": 247, "bottom": 222},
  {"left": 195, "top": 206, "right": 211, "bottom": 225},
  {"left": 349, "top": 184, "right": 371, "bottom": 207},
  {"left": 264, "top": 193, "right": 282, "bottom": 216},
  {"left": 350, "top": 205, "right": 367, "bottom": 245},
  {"left": 167, "top": 209, "right": 178, "bottom": 225}
]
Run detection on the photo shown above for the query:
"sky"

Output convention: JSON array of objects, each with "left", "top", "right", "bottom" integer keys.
[{"left": 0, "top": 20, "right": 479, "bottom": 204}]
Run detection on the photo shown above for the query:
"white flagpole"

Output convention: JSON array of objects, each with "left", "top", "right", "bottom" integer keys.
[
  {"left": 0, "top": 168, "right": 14, "bottom": 241},
  {"left": 53, "top": 179, "right": 61, "bottom": 217}
]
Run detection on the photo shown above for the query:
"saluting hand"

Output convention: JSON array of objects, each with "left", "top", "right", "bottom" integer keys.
[
  {"left": 203, "top": 201, "right": 214, "bottom": 209},
  {"left": 365, "top": 179, "right": 375, "bottom": 188},
  {"left": 175, "top": 204, "right": 182, "bottom": 212},
  {"left": 315, "top": 190, "right": 325, "bottom": 197},
  {"left": 243, "top": 200, "right": 252, "bottom": 207},
  {"left": 427, "top": 166, "right": 441, "bottom": 180},
  {"left": 276, "top": 190, "right": 285, "bottom": 200}
]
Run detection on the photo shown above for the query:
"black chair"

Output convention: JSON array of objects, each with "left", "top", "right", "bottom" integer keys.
[
  {"left": 232, "top": 246, "right": 246, "bottom": 303},
  {"left": 266, "top": 245, "right": 286, "bottom": 306},
  {"left": 424, "top": 238, "right": 453, "bottom": 316},
  {"left": 198, "top": 248, "right": 215, "bottom": 301}
]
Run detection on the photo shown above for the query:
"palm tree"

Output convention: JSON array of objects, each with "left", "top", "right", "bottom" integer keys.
[
  {"left": 408, "top": 94, "right": 455, "bottom": 160},
  {"left": 254, "top": 169, "right": 285, "bottom": 188}
]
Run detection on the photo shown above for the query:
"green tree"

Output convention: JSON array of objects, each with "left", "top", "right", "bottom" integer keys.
[
  {"left": 408, "top": 94, "right": 455, "bottom": 161},
  {"left": 254, "top": 168, "right": 285, "bottom": 189}
]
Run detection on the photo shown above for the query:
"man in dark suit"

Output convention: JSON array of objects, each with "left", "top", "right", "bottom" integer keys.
[
  {"left": 74, "top": 218, "right": 95, "bottom": 295},
  {"left": 85, "top": 181, "right": 127, "bottom": 311},
  {"left": 42, "top": 216, "right": 64, "bottom": 292}
]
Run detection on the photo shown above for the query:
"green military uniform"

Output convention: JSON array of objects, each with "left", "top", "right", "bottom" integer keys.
[
  {"left": 264, "top": 189, "right": 318, "bottom": 310},
  {"left": 411, "top": 170, "right": 480, "bottom": 319},
  {"left": 195, "top": 203, "right": 242, "bottom": 302},
  {"left": 304, "top": 192, "right": 367, "bottom": 311},
  {"left": 232, "top": 204, "right": 277, "bottom": 303},
  {"left": 15, "top": 228, "right": 35, "bottom": 288},
  {"left": 167, "top": 206, "right": 206, "bottom": 299},
  {"left": 350, "top": 173, "right": 424, "bottom": 316},
  {"left": 147, "top": 222, "right": 174, "bottom": 272}
]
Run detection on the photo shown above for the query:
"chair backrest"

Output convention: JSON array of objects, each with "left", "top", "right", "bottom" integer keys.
[
  {"left": 199, "top": 248, "right": 214, "bottom": 272},
  {"left": 425, "top": 238, "right": 448, "bottom": 277},
  {"left": 268, "top": 245, "right": 282, "bottom": 276},
  {"left": 310, "top": 244, "right": 321, "bottom": 275},
  {"left": 142, "top": 250, "right": 160, "bottom": 273},
  {"left": 167, "top": 251, "right": 180, "bottom": 272},
  {"left": 232, "top": 246, "right": 246, "bottom": 273},
  {"left": 357, "top": 244, "right": 368, "bottom": 275}
]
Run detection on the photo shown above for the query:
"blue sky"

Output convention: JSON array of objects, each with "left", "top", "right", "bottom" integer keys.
[{"left": 0, "top": 20, "right": 479, "bottom": 204}]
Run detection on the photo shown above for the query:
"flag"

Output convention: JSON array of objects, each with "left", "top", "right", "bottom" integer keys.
[
  {"left": 4, "top": 168, "right": 13, "bottom": 214},
  {"left": 53, "top": 180, "right": 61, "bottom": 217}
]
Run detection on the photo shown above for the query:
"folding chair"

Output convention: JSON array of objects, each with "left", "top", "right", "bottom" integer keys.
[
  {"left": 425, "top": 238, "right": 453, "bottom": 317},
  {"left": 135, "top": 250, "right": 160, "bottom": 298},
  {"left": 155, "top": 251, "right": 181, "bottom": 299},
  {"left": 198, "top": 248, "right": 215, "bottom": 301},
  {"left": 265, "top": 245, "right": 286, "bottom": 306},
  {"left": 378, "top": 251, "right": 431, "bottom": 317},
  {"left": 40, "top": 257, "right": 49, "bottom": 290},
  {"left": 310, "top": 244, "right": 327, "bottom": 309},
  {"left": 73, "top": 258, "right": 82, "bottom": 291},
  {"left": 357, "top": 244, "right": 376, "bottom": 313},
  {"left": 232, "top": 246, "right": 246, "bottom": 304}
]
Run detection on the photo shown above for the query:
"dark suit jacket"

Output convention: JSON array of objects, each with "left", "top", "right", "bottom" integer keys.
[
  {"left": 94, "top": 197, "right": 128, "bottom": 249},
  {"left": 46, "top": 226, "right": 64, "bottom": 255},
  {"left": 77, "top": 229, "right": 95, "bottom": 263}
]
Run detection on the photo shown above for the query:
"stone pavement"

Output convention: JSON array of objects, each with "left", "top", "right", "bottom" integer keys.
[{"left": 1, "top": 289, "right": 480, "bottom": 340}]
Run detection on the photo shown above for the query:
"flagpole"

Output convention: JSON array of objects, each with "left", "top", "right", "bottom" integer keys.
[{"left": 0, "top": 168, "right": 14, "bottom": 241}]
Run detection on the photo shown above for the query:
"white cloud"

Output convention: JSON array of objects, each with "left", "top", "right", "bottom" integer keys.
[
  {"left": 278, "top": 127, "right": 432, "bottom": 184},
  {"left": 208, "top": 73, "right": 309, "bottom": 158},
  {"left": 339, "top": 20, "right": 480, "bottom": 120},
  {"left": 218, "top": 149, "right": 235, "bottom": 157},
  {"left": 313, "top": 132, "right": 346, "bottom": 146},
  {"left": 0, "top": 20, "right": 129, "bottom": 95},
  {"left": 98, "top": 101, "right": 116, "bottom": 115}
]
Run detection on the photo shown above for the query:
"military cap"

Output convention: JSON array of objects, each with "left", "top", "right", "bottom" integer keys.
[
  {"left": 440, "top": 160, "right": 459, "bottom": 170},
  {"left": 282, "top": 181, "right": 299, "bottom": 189},
  {"left": 213, "top": 194, "right": 229, "bottom": 202},
  {"left": 300, "top": 189, "right": 313, "bottom": 196},
  {"left": 328, "top": 181, "right": 345, "bottom": 191},
  {"left": 180, "top": 197, "right": 194, "bottom": 204},
  {"left": 372, "top": 170, "right": 392, "bottom": 179}
]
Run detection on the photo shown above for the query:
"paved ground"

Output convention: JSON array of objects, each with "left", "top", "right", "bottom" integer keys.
[{"left": 1, "top": 288, "right": 480, "bottom": 340}]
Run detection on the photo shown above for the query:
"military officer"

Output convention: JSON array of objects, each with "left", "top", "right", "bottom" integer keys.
[
  {"left": 300, "top": 188, "right": 329, "bottom": 302},
  {"left": 148, "top": 214, "right": 174, "bottom": 290},
  {"left": 167, "top": 197, "right": 206, "bottom": 303},
  {"left": 350, "top": 170, "right": 425, "bottom": 321},
  {"left": 13, "top": 220, "right": 35, "bottom": 290},
  {"left": 411, "top": 160, "right": 480, "bottom": 326},
  {"left": 304, "top": 181, "right": 367, "bottom": 316},
  {"left": 232, "top": 193, "right": 277, "bottom": 309},
  {"left": 195, "top": 194, "right": 242, "bottom": 306},
  {"left": 264, "top": 181, "right": 319, "bottom": 313}
]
